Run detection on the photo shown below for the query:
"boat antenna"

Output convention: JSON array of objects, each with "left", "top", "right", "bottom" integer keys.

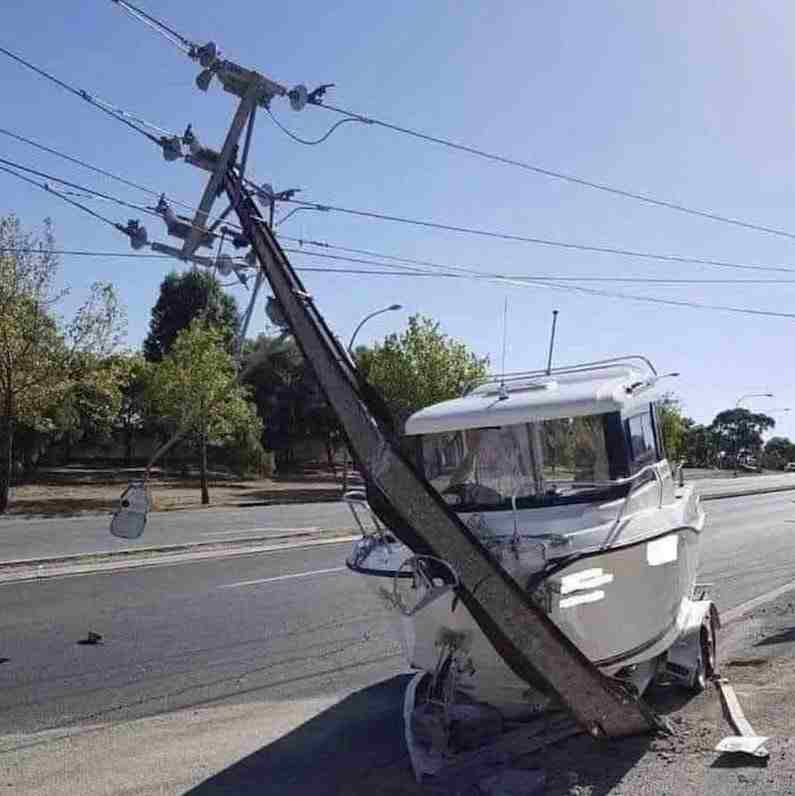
[
  {"left": 545, "top": 309, "right": 559, "bottom": 375},
  {"left": 498, "top": 297, "right": 509, "bottom": 400}
]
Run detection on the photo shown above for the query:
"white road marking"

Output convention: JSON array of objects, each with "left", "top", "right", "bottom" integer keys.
[
  {"left": 219, "top": 566, "right": 347, "bottom": 589},
  {"left": 201, "top": 527, "right": 321, "bottom": 537}
]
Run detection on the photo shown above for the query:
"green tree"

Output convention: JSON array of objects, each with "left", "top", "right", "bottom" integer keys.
[
  {"left": 356, "top": 314, "right": 489, "bottom": 425},
  {"left": 656, "top": 394, "right": 690, "bottom": 461},
  {"left": 763, "top": 436, "right": 795, "bottom": 470},
  {"left": 146, "top": 320, "right": 262, "bottom": 503},
  {"left": 143, "top": 270, "right": 240, "bottom": 362},
  {"left": 113, "top": 353, "right": 152, "bottom": 465},
  {"left": 710, "top": 408, "right": 775, "bottom": 466},
  {"left": 242, "top": 335, "right": 339, "bottom": 470},
  {"left": 0, "top": 216, "right": 126, "bottom": 512},
  {"left": 681, "top": 423, "right": 716, "bottom": 467}
]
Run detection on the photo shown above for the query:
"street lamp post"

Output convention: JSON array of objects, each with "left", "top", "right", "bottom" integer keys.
[
  {"left": 341, "top": 304, "right": 403, "bottom": 491},
  {"left": 734, "top": 392, "right": 774, "bottom": 475},
  {"left": 347, "top": 304, "right": 403, "bottom": 356}
]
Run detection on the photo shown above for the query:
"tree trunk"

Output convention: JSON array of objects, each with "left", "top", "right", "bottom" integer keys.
[
  {"left": 200, "top": 430, "right": 209, "bottom": 505},
  {"left": 0, "top": 405, "right": 14, "bottom": 515},
  {"left": 124, "top": 426, "right": 134, "bottom": 466}
]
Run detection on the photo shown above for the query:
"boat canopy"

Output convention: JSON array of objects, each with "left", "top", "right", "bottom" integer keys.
[{"left": 404, "top": 362, "right": 662, "bottom": 436}]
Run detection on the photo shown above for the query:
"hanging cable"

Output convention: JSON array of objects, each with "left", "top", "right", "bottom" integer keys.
[
  {"left": 265, "top": 107, "right": 368, "bottom": 146},
  {"left": 311, "top": 99, "right": 795, "bottom": 243},
  {"left": 270, "top": 191, "right": 795, "bottom": 276},
  {"left": 0, "top": 45, "right": 167, "bottom": 146}
]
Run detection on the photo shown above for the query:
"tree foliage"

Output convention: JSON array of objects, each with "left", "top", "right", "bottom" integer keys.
[
  {"left": 0, "top": 215, "right": 126, "bottom": 511},
  {"left": 356, "top": 314, "right": 489, "bottom": 424},
  {"left": 146, "top": 320, "right": 263, "bottom": 501},
  {"left": 143, "top": 270, "right": 240, "bottom": 362},
  {"left": 242, "top": 334, "right": 339, "bottom": 469},
  {"left": 656, "top": 394, "right": 691, "bottom": 461},
  {"left": 710, "top": 407, "right": 775, "bottom": 460}
]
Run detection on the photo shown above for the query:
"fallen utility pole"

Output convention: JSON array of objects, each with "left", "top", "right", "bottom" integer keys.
[
  {"left": 107, "top": 2, "right": 661, "bottom": 737},
  {"left": 223, "top": 167, "right": 660, "bottom": 738}
]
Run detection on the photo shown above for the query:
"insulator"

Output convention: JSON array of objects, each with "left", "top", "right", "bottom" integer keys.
[
  {"left": 161, "top": 136, "right": 183, "bottom": 161},
  {"left": 124, "top": 220, "right": 148, "bottom": 251},
  {"left": 288, "top": 84, "right": 308, "bottom": 112},
  {"left": 196, "top": 41, "right": 218, "bottom": 69}
]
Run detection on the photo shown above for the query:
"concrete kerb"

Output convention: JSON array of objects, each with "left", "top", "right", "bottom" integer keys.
[
  {"left": 700, "top": 482, "right": 795, "bottom": 501},
  {"left": 1, "top": 480, "right": 792, "bottom": 580},
  {"left": 0, "top": 529, "right": 360, "bottom": 582}
]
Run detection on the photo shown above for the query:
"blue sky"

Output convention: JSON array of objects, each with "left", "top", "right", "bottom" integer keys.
[{"left": 3, "top": 1, "right": 795, "bottom": 436}]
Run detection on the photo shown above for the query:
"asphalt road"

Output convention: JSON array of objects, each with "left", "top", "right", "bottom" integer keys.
[
  {"left": 2, "top": 472, "right": 794, "bottom": 565},
  {"left": 0, "top": 501, "right": 356, "bottom": 562},
  {"left": 2, "top": 490, "right": 795, "bottom": 793}
]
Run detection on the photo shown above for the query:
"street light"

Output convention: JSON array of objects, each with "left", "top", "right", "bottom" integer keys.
[
  {"left": 340, "top": 304, "right": 403, "bottom": 493},
  {"left": 347, "top": 304, "right": 403, "bottom": 356},
  {"left": 733, "top": 392, "right": 774, "bottom": 475}
]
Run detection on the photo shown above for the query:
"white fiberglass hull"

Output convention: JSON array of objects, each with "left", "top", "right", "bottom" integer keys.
[{"left": 347, "top": 481, "right": 704, "bottom": 715}]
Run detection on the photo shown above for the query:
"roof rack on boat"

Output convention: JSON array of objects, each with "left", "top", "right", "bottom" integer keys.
[{"left": 463, "top": 355, "right": 658, "bottom": 395}]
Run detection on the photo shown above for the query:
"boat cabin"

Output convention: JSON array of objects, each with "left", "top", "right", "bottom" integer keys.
[{"left": 402, "top": 357, "right": 670, "bottom": 512}]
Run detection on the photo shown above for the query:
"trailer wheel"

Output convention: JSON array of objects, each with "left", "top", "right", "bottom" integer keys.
[{"left": 691, "top": 617, "right": 716, "bottom": 692}]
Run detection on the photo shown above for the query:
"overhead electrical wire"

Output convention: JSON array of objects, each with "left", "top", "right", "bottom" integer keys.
[
  {"left": 312, "top": 100, "right": 795, "bottom": 243},
  {"left": 3, "top": 243, "right": 795, "bottom": 285},
  {"left": 0, "top": 126, "right": 245, "bottom": 234},
  {"left": 265, "top": 107, "right": 369, "bottom": 146},
  {"left": 273, "top": 192, "right": 795, "bottom": 276},
  {"left": 0, "top": 45, "right": 167, "bottom": 146},
  {"left": 100, "top": 1, "right": 795, "bottom": 249},
  {"left": 282, "top": 246, "right": 795, "bottom": 319},
  {"left": 111, "top": 0, "right": 194, "bottom": 54},
  {"left": 0, "top": 155, "right": 154, "bottom": 218},
  {"left": 0, "top": 163, "right": 123, "bottom": 230}
]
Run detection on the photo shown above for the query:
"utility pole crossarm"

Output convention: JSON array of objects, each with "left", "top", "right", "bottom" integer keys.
[
  {"left": 224, "top": 169, "right": 660, "bottom": 739},
  {"left": 180, "top": 87, "right": 259, "bottom": 258}
]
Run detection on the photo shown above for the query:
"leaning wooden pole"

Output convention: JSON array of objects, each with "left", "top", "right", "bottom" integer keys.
[{"left": 225, "top": 170, "right": 660, "bottom": 738}]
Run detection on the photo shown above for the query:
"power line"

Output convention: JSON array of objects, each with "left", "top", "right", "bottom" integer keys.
[
  {"left": 0, "top": 239, "right": 793, "bottom": 318},
  {"left": 283, "top": 246, "right": 795, "bottom": 319},
  {"left": 279, "top": 247, "right": 795, "bottom": 283},
  {"left": 0, "top": 155, "right": 153, "bottom": 217},
  {"left": 4, "top": 243, "right": 795, "bottom": 285},
  {"left": 313, "top": 100, "right": 795, "bottom": 243},
  {"left": 0, "top": 126, "right": 244, "bottom": 233},
  {"left": 0, "top": 163, "right": 123, "bottom": 230},
  {"left": 111, "top": 0, "right": 194, "bottom": 54},
  {"left": 265, "top": 107, "right": 368, "bottom": 146},
  {"left": 0, "top": 45, "right": 167, "bottom": 145},
  {"left": 275, "top": 194, "right": 795, "bottom": 276}
]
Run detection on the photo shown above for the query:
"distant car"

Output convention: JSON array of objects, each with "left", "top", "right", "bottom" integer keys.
[{"left": 785, "top": 462, "right": 795, "bottom": 472}]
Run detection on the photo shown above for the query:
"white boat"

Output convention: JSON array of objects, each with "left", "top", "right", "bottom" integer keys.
[{"left": 346, "top": 357, "right": 713, "bottom": 718}]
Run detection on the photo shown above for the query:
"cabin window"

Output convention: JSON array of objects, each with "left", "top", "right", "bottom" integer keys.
[
  {"left": 626, "top": 409, "right": 657, "bottom": 467},
  {"left": 419, "top": 414, "right": 617, "bottom": 510}
]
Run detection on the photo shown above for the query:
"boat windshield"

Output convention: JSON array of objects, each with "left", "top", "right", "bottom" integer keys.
[{"left": 421, "top": 416, "right": 615, "bottom": 509}]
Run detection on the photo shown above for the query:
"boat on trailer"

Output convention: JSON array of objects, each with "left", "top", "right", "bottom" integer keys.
[{"left": 346, "top": 356, "right": 717, "bottom": 723}]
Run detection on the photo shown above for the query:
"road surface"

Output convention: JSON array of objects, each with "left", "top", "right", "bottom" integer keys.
[{"left": 1, "top": 490, "right": 794, "bottom": 793}]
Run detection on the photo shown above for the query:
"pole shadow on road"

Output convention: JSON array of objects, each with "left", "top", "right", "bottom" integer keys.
[{"left": 183, "top": 674, "right": 681, "bottom": 796}]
